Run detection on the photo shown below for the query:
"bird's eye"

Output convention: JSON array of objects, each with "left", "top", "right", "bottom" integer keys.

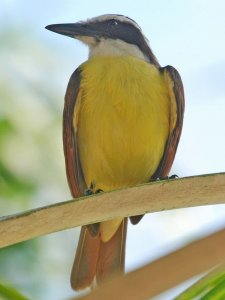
[
  {"left": 111, "top": 20, "right": 118, "bottom": 27},
  {"left": 105, "top": 19, "right": 119, "bottom": 35}
]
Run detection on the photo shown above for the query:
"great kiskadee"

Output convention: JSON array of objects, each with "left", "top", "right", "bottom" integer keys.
[{"left": 46, "top": 14, "right": 185, "bottom": 290}]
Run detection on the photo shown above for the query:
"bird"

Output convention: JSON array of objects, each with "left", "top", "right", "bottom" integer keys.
[{"left": 45, "top": 14, "right": 185, "bottom": 291}]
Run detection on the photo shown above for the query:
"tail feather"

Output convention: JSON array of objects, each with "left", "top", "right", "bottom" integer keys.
[
  {"left": 96, "top": 218, "right": 127, "bottom": 285},
  {"left": 70, "top": 226, "right": 100, "bottom": 290},
  {"left": 70, "top": 218, "right": 127, "bottom": 290}
]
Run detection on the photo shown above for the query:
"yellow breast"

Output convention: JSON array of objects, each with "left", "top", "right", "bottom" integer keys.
[{"left": 75, "top": 56, "right": 170, "bottom": 192}]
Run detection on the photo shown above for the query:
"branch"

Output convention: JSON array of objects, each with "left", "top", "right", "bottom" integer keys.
[
  {"left": 78, "top": 227, "right": 225, "bottom": 300},
  {"left": 0, "top": 172, "right": 225, "bottom": 248}
]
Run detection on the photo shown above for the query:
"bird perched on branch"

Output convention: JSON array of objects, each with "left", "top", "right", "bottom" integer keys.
[{"left": 46, "top": 14, "right": 185, "bottom": 291}]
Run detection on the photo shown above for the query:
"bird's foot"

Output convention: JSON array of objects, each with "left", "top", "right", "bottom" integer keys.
[
  {"left": 84, "top": 183, "right": 103, "bottom": 196},
  {"left": 95, "top": 189, "right": 103, "bottom": 193},
  {"left": 84, "top": 182, "right": 95, "bottom": 196},
  {"left": 151, "top": 174, "right": 179, "bottom": 182},
  {"left": 84, "top": 183, "right": 103, "bottom": 236},
  {"left": 168, "top": 174, "right": 179, "bottom": 179},
  {"left": 84, "top": 188, "right": 94, "bottom": 196}
]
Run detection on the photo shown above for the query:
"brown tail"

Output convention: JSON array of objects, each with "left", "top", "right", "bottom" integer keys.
[{"left": 71, "top": 218, "right": 127, "bottom": 290}]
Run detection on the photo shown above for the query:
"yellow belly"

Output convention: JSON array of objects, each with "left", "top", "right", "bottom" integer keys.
[{"left": 76, "top": 56, "right": 170, "bottom": 192}]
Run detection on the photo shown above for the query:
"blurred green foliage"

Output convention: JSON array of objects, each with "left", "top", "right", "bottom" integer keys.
[
  {"left": 175, "top": 267, "right": 225, "bottom": 300},
  {"left": 0, "top": 115, "right": 35, "bottom": 196},
  {"left": 0, "top": 282, "right": 28, "bottom": 300},
  {"left": 0, "top": 23, "right": 72, "bottom": 299},
  {"left": 0, "top": 26, "right": 65, "bottom": 207}
]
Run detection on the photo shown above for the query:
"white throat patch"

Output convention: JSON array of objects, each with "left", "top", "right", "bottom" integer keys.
[{"left": 88, "top": 38, "right": 149, "bottom": 62}]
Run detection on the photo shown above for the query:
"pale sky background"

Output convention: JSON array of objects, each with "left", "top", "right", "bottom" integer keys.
[{"left": 1, "top": 1, "right": 225, "bottom": 299}]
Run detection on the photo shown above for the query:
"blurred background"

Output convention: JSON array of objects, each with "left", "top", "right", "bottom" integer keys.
[{"left": 0, "top": 1, "right": 225, "bottom": 299}]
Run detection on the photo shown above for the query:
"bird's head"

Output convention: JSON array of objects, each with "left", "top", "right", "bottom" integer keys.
[{"left": 46, "top": 14, "right": 159, "bottom": 66}]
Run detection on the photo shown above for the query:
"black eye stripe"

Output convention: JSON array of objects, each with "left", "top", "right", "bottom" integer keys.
[
  {"left": 88, "top": 18, "right": 159, "bottom": 66},
  {"left": 112, "top": 20, "right": 118, "bottom": 26}
]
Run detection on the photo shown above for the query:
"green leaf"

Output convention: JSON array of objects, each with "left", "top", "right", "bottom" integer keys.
[
  {"left": 201, "top": 278, "right": 225, "bottom": 300},
  {"left": 175, "top": 266, "right": 225, "bottom": 300},
  {"left": 0, "top": 118, "right": 16, "bottom": 140},
  {"left": 0, "top": 282, "right": 28, "bottom": 300}
]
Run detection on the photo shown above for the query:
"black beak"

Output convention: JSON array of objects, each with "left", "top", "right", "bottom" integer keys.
[{"left": 45, "top": 23, "right": 97, "bottom": 38}]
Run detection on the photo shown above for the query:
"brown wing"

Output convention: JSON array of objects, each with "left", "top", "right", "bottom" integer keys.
[
  {"left": 63, "top": 68, "right": 86, "bottom": 198},
  {"left": 65, "top": 69, "right": 102, "bottom": 289},
  {"left": 130, "top": 65, "right": 185, "bottom": 225},
  {"left": 152, "top": 65, "right": 185, "bottom": 179}
]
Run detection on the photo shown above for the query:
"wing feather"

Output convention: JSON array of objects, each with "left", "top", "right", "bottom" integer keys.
[
  {"left": 63, "top": 68, "right": 86, "bottom": 198},
  {"left": 152, "top": 65, "right": 185, "bottom": 179}
]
